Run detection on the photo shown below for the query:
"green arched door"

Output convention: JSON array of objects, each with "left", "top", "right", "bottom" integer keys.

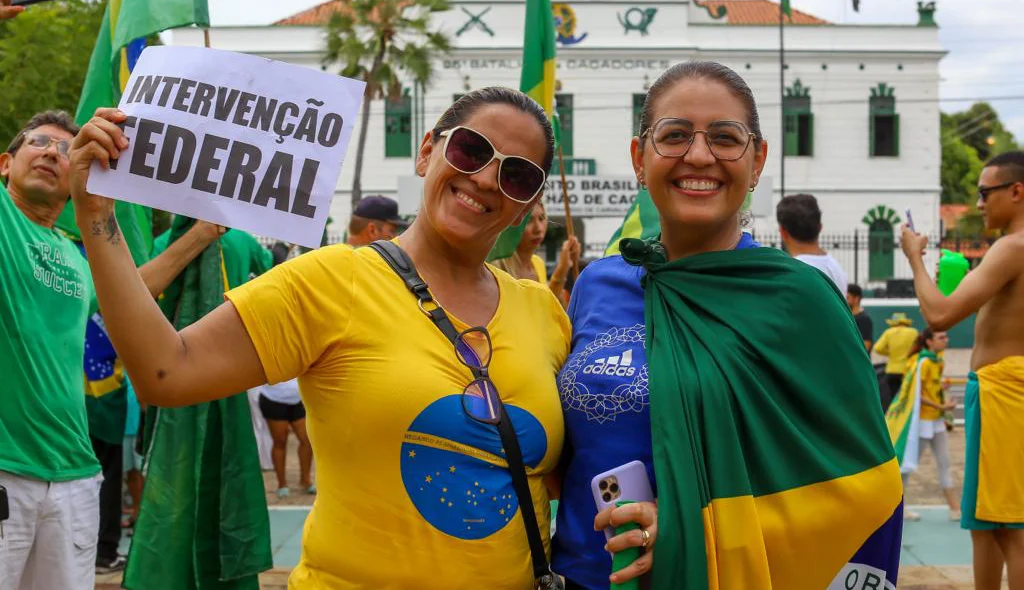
[{"left": 868, "top": 220, "right": 895, "bottom": 281}]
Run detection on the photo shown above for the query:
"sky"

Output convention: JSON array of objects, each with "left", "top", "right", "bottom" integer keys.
[{"left": 207, "top": 0, "right": 1024, "bottom": 140}]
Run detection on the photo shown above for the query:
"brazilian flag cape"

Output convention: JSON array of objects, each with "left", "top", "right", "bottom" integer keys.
[
  {"left": 123, "top": 217, "right": 272, "bottom": 590},
  {"left": 619, "top": 238, "right": 903, "bottom": 589},
  {"left": 885, "top": 352, "right": 934, "bottom": 474}
]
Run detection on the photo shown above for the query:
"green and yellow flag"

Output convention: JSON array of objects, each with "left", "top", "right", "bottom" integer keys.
[
  {"left": 55, "top": 0, "right": 210, "bottom": 266},
  {"left": 603, "top": 188, "right": 660, "bottom": 256},
  {"left": 619, "top": 239, "right": 903, "bottom": 589},
  {"left": 488, "top": 0, "right": 558, "bottom": 262},
  {"left": 125, "top": 218, "right": 272, "bottom": 590},
  {"left": 520, "top": 0, "right": 556, "bottom": 114}
]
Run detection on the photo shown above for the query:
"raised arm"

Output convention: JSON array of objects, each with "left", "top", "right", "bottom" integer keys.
[
  {"left": 901, "top": 225, "right": 1024, "bottom": 331},
  {"left": 70, "top": 108, "right": 267, "bottom": 407},
  {"left": 138, "top": 221, "right": 225, "bottom": 298}
]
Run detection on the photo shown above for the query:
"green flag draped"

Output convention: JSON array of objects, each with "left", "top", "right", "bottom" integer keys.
[
  {"left": 124, "top": 217, "right": 271, "bottom": 590},
  {"left": 619, "top": 238, "right": 901, "bottom": 589},
  {"left": 489, "top": 0, "right": 558, "bottom": 262},
  {"left": 55, "top": 0, "right": 210, "bottom": 265}
]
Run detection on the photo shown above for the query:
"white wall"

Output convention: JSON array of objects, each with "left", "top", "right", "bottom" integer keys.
[{"left": 171, "top": 1, "right": 944, "bottom": 272}]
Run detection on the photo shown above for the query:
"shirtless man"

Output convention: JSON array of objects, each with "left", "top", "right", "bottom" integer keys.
[{"left": 901, "top": 150, "right": 1024, "bottom": 590}]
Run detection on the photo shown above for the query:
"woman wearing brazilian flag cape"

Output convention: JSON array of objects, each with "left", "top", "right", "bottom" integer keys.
[
  {"left": 885, "top": 328, "right": 960, "bottom": 522},
  {"left": 552, "top": 62, "right": 903, "bottom": 589}
]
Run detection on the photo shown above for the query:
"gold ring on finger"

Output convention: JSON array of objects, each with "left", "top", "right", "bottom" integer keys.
[{"left": 641, "top": 528, "right": 650, "bottom": 548}]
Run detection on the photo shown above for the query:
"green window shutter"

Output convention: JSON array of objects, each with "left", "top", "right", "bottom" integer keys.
[
  {"left": 384, "top": 94, "right": 413, "bottom": 158},
  {"left": 868, "top": 222, "right": 895, "bottom": 281},
  {"left": 783, "top": 113, "right": 798, "bottom": 156},
  {"left": 556, "top": 93, "right": 573, "bottom": 157},
  {"left": 869, "top": 113, "right": 877, "bottom": 157},
  {"left": 632, "top": 93, "right": 645, "bottom": 136}
]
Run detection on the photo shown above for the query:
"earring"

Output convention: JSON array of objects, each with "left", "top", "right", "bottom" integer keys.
[{"left": 638, "top": 175, "right": 646, "bottom": 188}]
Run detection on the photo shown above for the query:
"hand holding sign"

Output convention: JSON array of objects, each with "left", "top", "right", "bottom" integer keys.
[
  {"left": 84, "top": 45, "right": 365, "bottom": 248},
  {"left": 70, "top": 108, "right": 128, "bottom": 225}
]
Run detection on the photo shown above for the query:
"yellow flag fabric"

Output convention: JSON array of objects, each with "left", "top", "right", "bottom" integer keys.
[{"left": 975, "top": 356, "right": 1024, "bottom": 522}]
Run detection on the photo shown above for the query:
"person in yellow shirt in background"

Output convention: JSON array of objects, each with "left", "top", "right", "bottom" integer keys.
[
  {"left": 493, "top": 200, "right": 580, "bottom": 305},
  {"left": 886, "top": 328, "right": 959, "bottom": 522},
  {"left": 874, "top": 312, "right": 920, "bottom": 411}
]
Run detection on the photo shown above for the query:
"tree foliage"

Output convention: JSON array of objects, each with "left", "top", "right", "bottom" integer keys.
[
  {"left": 940, "top": 104, "right": 1020, "bottom": 205},
  {"left": 321, "top": 0, "right": 452, "bottom": 207},
  {"left": 0, "top": 0, "right": 106, "bottom": 148}
]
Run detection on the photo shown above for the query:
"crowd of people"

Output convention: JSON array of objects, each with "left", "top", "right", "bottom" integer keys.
[{"left": 2, "top": 2, "right": 1023, "bottom": 585}]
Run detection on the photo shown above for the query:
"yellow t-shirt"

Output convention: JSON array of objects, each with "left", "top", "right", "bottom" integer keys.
[
  {"left": 226, "top": 244, "right": 570, "bottom": 589},
  {"left": 531, "top": 254, "right": 548, "bottom": 284},
  {"left": 918, "top": 356, "right": 946, "bottom": 421},
  {"left": 874, "top": 326, "right": 920, "bottom": 374}
]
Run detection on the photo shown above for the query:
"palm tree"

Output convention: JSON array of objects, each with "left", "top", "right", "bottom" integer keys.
[{"left": 322, "top": 0, "right": 452, "bottom": 209}]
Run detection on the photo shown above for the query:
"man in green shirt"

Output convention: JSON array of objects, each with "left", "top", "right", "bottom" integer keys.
[{"left": 0, "top": 111, "right": 224, "bottom": 584}]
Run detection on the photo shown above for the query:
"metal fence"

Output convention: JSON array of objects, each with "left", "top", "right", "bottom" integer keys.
[
  {"left": 750, "top": 230, "right": 995, "bottom": 292},
  {"left": 257, "top": 229, "right": 995, "bottom": 296}
]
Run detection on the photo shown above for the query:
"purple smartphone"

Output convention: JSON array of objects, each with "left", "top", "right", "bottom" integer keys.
[
  {"left": 905, "top": 209, "right": 916, "bottom": 232},
  {"left": 591, "top": 460, "right": 655, "bottom": 541}
]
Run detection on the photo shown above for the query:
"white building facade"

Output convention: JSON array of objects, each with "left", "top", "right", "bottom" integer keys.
[{"left": 171, "top": 0, "right": 946, "bottom": 283}]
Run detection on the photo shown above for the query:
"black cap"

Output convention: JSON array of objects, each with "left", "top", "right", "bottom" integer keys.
[{"left": 353, "top": 195, "right": 407, "bottom": 227}]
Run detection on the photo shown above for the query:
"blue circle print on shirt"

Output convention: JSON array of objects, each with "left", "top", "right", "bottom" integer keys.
[{"left": 400, "top": 394, "right": 547, "bottom": 540}]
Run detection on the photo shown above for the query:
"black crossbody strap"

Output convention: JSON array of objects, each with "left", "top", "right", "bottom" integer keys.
[
  {"left": 369, "top": 241, "right": 461, "bottom": 343},
  {"left": 369, "top": 240, "right": 557, "bottom": 587}
]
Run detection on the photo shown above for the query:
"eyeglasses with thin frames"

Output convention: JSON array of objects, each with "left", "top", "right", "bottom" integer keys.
[
  {"left": 454, "top": 326, "right": 503, "bottom": 425},
  {"left": 23, "top": 134, "right": 71, "bottom": 159},
  {"left": 640, "top": 117, "right": 756, "bottom": 161}
]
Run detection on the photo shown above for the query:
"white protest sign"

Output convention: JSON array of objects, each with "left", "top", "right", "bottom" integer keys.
[{"left": 87, "top": 45, "right": 365, "bottom": 248}]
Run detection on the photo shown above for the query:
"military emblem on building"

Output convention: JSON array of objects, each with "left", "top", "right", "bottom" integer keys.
[
  {"left": 618, "top": 7, "right": 657, "bottom": 35},
  {"left": 553, "top": 3, "right": 588, "bottom": 45}
]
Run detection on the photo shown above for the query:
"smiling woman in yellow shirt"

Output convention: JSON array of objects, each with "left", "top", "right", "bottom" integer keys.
[{"left": 67, "top": 88, "right": 570, "bottom": 588}]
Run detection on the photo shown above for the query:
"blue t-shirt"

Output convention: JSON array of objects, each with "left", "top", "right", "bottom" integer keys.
[{"left": 552, "top": 233, "right": 759, "bottom": 589}]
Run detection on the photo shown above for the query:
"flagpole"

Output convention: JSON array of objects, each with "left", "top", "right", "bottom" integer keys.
[
  {"left": 555, "top": 144, "right": 579, "bottom": 279},
  {"left": 203, "top": 28, "right": 211, "bottom": 48},
  {"left": 778, "top": 3, "right": 786, "bottom": 200}
]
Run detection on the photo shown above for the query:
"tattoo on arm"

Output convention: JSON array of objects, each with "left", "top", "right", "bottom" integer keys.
[{"left": 91, "top": 213, "right": 122, "bottom": 245}]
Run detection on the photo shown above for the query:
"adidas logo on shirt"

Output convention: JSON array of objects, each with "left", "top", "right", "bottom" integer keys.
[{"left": 582, "top": 349, "right": 637, "bottom": 377}]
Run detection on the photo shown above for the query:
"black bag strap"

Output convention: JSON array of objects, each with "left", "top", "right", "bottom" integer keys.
[{"left": 369, "top": 240, "right": 560, "bottom": 589}]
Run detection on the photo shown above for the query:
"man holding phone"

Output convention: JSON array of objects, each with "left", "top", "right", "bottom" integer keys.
[{"left": 902, "top": 150, "right": 1024, "bottom": 590}]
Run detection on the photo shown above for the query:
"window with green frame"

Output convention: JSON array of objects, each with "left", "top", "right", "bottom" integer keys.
[
  {"left": 783, "top": 79, "right": 813, "bottom": 157},
  {"left": 632, "top": 93, "right": 646, "bottom": 135},
  {"left": 555, "top": 93, "right": 573, "bottom": 156},
  {"left": 384, "top": 93, "right": 412, "bottom": 158},
  {"left": 869, "top": 83, "right": 900, "bottom": 157}
]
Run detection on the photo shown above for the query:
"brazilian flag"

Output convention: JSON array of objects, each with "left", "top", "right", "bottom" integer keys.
[
  {"left": 56, "top": 0, "right": 209, "bottom": 265},
  {"left": 489, "top": 0, "right": 558, "bottom": 261},
  {"left": 619, "top": 238, "right": 904, "bottom": 589},
  {"left": 604, "top": 188, "right": 659, "bottom": 256},
  {"left": 124, "top": 217, "right": 272, "bottom": 590}
]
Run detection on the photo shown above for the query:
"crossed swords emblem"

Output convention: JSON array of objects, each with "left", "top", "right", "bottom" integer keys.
[{"left": 456, "top": 7, "right": 495, "bottom": 37}]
